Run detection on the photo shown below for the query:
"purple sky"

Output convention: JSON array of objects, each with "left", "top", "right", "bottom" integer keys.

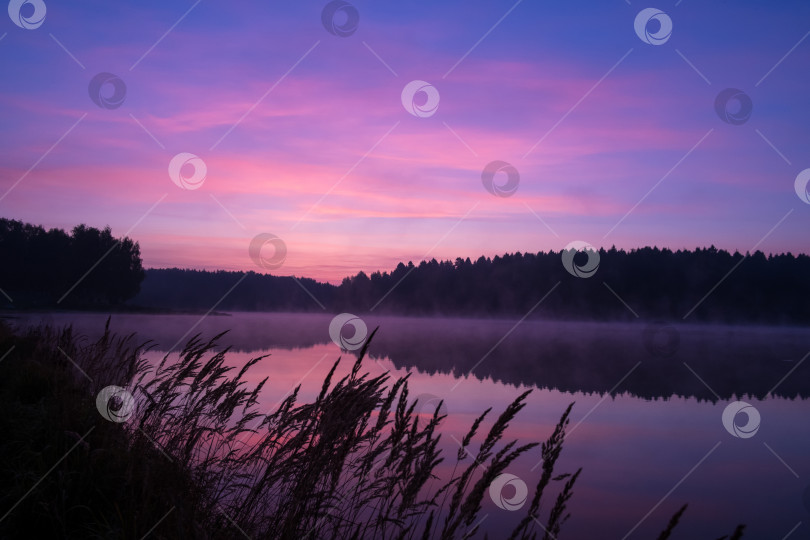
[{"left": 1, "top": 0, "right": 809, "bottom": 282}]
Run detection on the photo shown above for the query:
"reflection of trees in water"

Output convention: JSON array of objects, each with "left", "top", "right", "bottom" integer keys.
[
  {"left": 368, "top": 321, "right": 810, "bottom": 402},
  {"left": 14, "top": 313, "right": 810, "bottom": 401}
]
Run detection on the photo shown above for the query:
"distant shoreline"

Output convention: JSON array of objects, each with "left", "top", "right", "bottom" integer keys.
[{"left": 4, "top": 308, "right": 810, "bottom": 333}]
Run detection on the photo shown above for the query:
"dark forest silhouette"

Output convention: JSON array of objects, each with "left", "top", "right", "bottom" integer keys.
[
  {"left": 0, "top": 218, "right": 144, "bottom": 307},
  {"left": 134, "top": 268, "right": 333, "bottom": 312},
  {"left": 3, "top": 217, "right": 810, "bottom": 324},
  {"left": 135, "top": 248, "right": 810, "bottom": 324}
]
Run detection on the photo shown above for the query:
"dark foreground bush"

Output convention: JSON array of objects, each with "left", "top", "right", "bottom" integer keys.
[{"left": 0, "top": 321, "right": 744, "bottom": 539}]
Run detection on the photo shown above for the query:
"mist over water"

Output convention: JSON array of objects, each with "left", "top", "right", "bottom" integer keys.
[{"left": 15, "top": 311, "right": 809, "bottom": 400}]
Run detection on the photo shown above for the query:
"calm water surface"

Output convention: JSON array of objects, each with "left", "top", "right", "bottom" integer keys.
[{"left": 10, "top": 312, "right": 810, "bottom": 539}]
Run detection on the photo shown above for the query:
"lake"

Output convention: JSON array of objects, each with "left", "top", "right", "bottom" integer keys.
[{"left": 9, "top": 312, "right": 810, "bottom": 539}]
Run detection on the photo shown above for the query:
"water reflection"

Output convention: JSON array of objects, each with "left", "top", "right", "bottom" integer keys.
[
  {"left": 13, "top": 312, "right": 809, "bottom": 401},
  {"left": 7, "top": 312, "right": 810, "bottom": 538}
]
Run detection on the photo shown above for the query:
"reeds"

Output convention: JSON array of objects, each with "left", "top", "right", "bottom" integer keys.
[
  {"left": 122, "top": 326, "right": 582, "bottom": 539},
  {"left": 0, "top": 320, "right": 746, "bottom": 538}
]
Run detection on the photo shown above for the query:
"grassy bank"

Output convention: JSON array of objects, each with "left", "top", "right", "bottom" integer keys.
[{"left": 0, "top": 321, "right": 744, "bottom": 539}]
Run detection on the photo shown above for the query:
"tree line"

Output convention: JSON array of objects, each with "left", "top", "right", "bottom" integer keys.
[
  {"left": 2, "top": 216, "right": 808, "bottom": 323},
  {"left": 133, "top": 268, "right": 334, "bottom": 312},
  {"left": 0, "top": 218, "right": 144, "bottom": 308},
  {"left": 331, "top": 247, "right": 810, "bottom": 323},
  {"left": 134, "top": 246, "right": 810, "bottom": 324}
]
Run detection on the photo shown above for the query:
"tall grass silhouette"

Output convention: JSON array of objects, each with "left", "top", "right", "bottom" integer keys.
[
  {"left": 0, "top": 320, "right": 745, "bottom": 538},
  {"left": 128, "top": 326, "right": 581, "bottom": 538}
]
